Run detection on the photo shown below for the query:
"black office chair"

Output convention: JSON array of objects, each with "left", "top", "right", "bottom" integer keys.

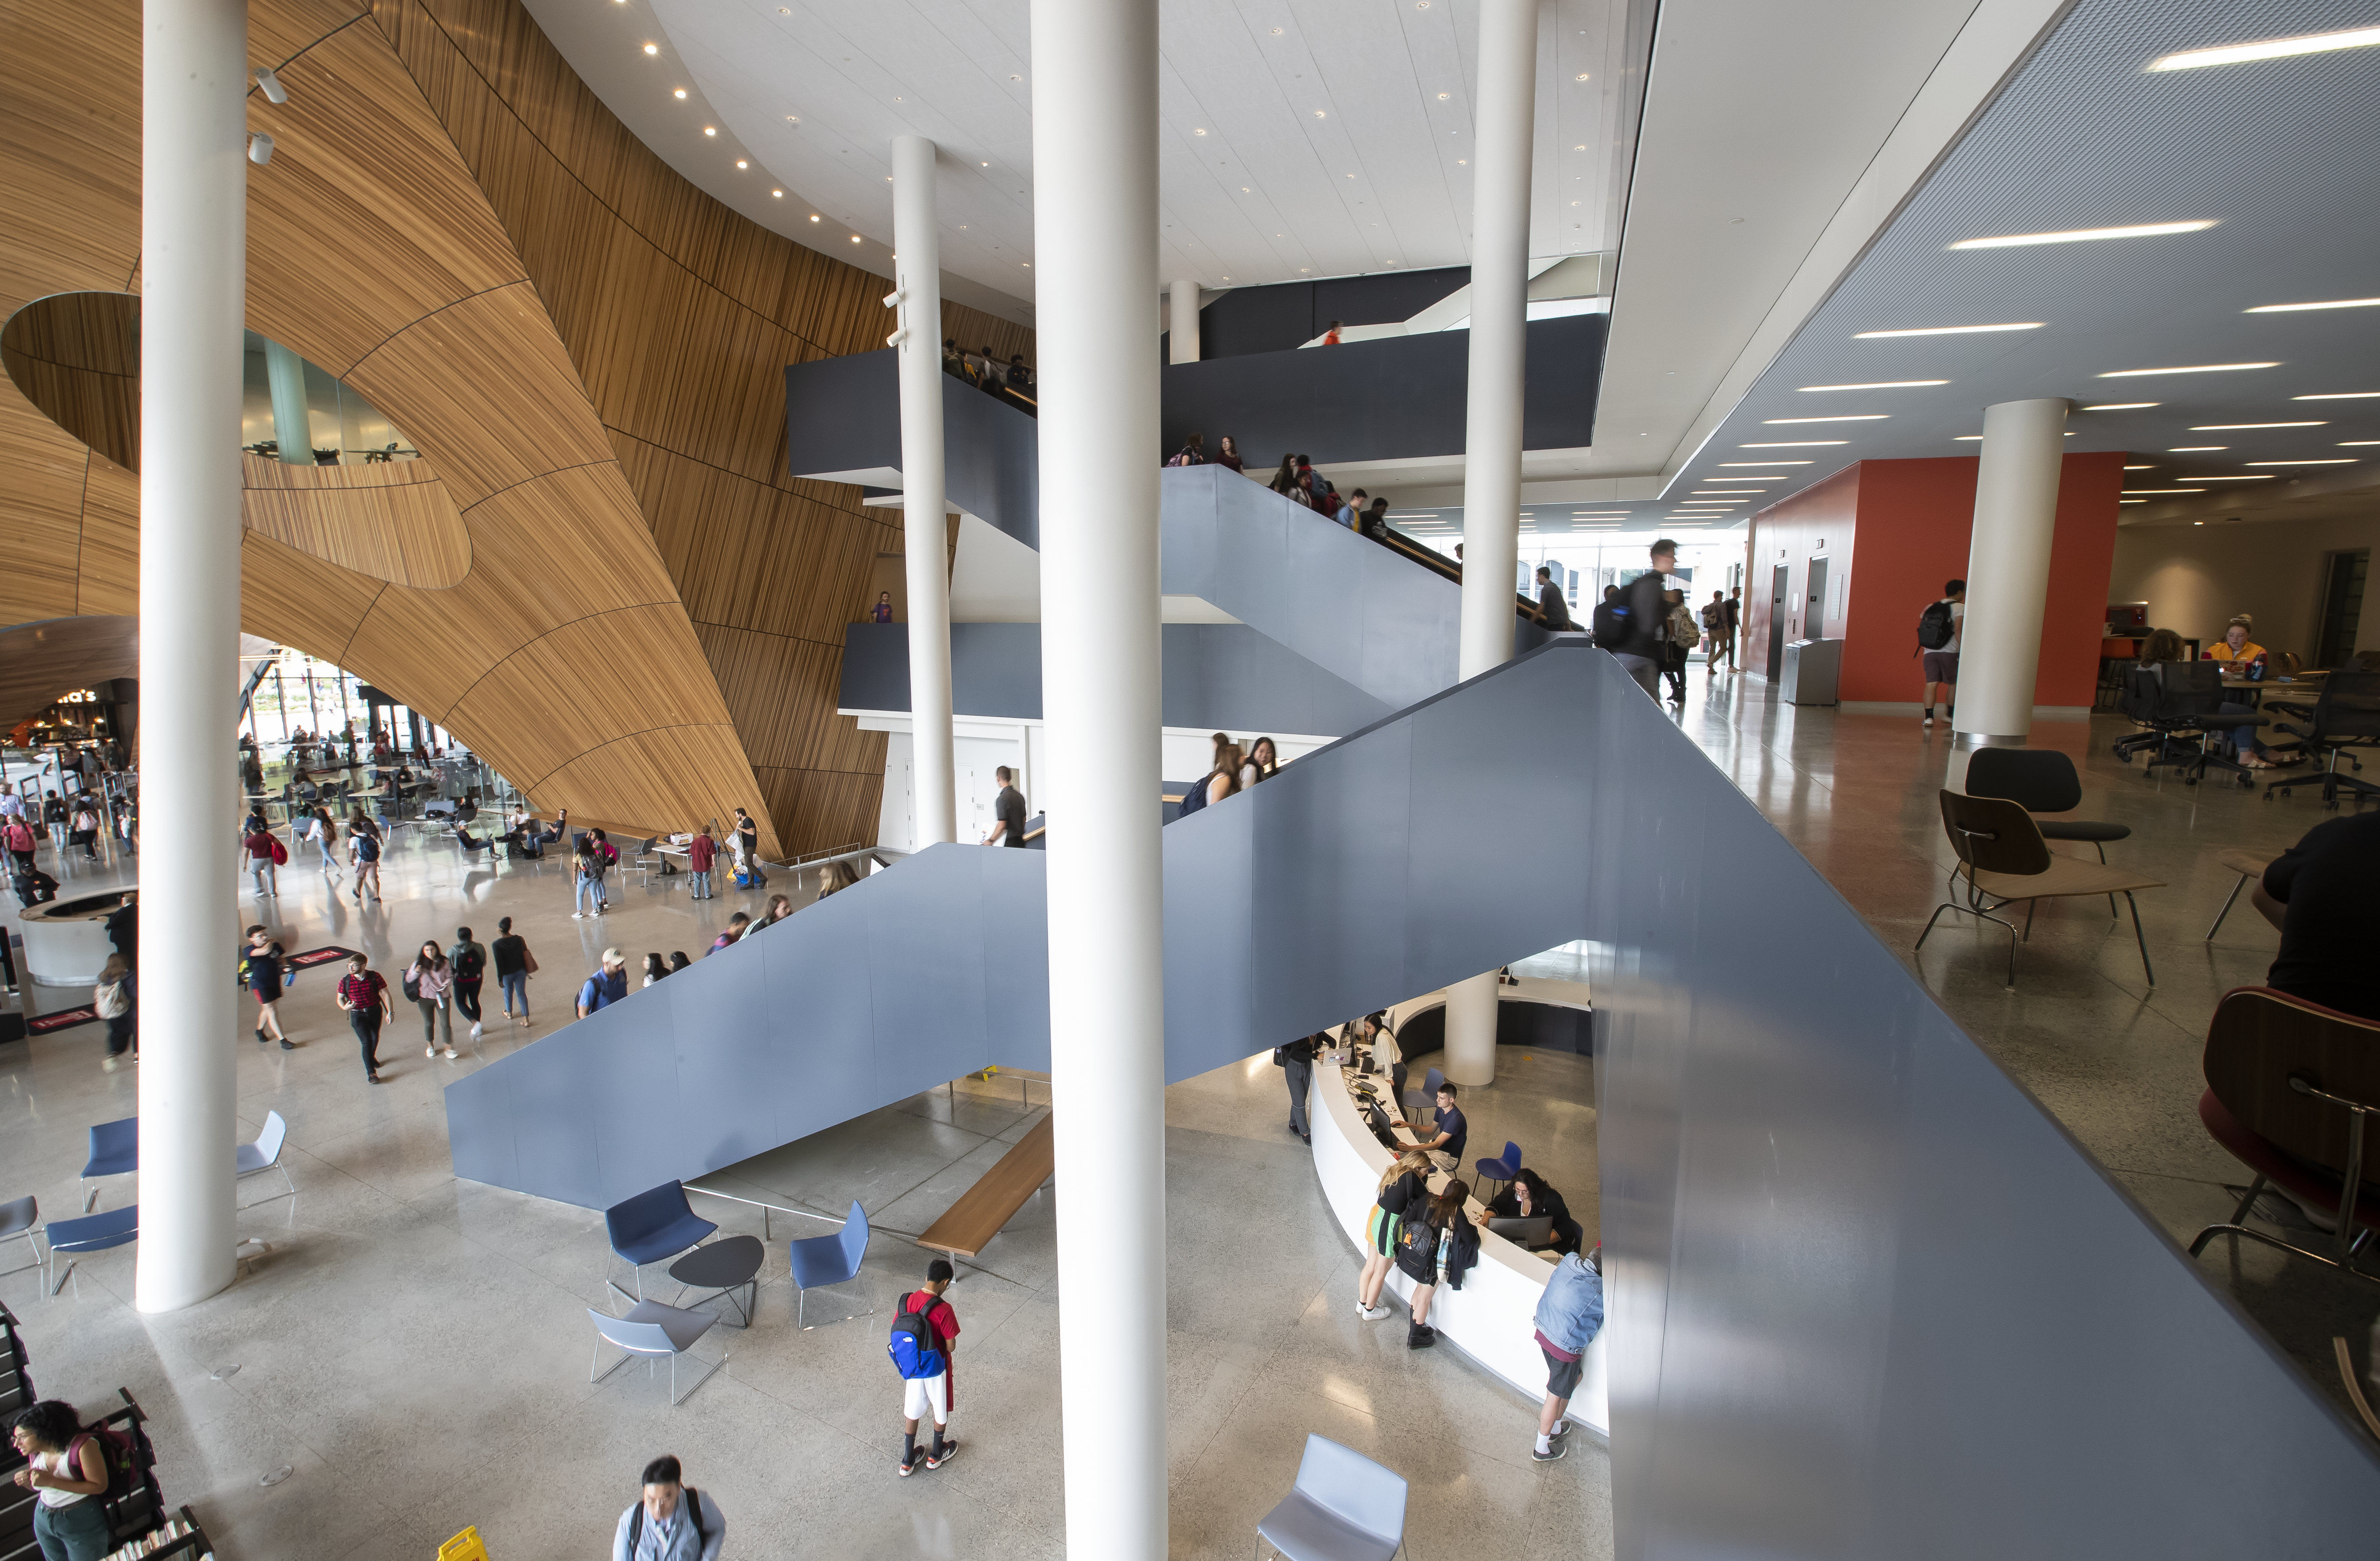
[
  {"left": 1966, "top": 748, "right": 2131, "bottom": 915},
  {"left": 2262, "top": 671, "right": 2380, "bottom": 810},
  {"left": 2112, "top": 662, "right": 2262, "bottom": 786}
]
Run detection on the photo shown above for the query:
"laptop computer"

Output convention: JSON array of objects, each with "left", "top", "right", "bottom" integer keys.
[{"left": 1487, "top": 1215, "right": 1553, "bottom": 1247}]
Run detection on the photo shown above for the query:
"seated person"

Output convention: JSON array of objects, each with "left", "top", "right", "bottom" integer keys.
[
  {"left": 2202, "top": 614, "right": 2282, "bottom": 769},
  {"left": 1409, "top": 1080, "right": 1468, "bottom": 1173},
  {"left": 1475, "top": 1168, "right": 1584, "bottom": 1255},
  {"left": 451, "top": 822, "right": 494, "bottom": 855},
  {"left": 2253, "top": 811, "right": 2380, "bottom": 1021}
]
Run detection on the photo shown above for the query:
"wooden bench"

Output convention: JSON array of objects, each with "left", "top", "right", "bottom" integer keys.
[{"left": 916, "top": 1114, "right": 1054, "bottom": 1262}]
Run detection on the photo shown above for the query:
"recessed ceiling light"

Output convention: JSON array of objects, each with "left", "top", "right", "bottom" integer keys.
[
  {"left": 1762, "top": 415, "right": 1887, "bottom": 424},
  {"left": 1271, "top": 25, "right": 1283, "bottom": 33},
  {"left": 1574, "top": 72, "right": 1588, "bottom": 81},
  {"left": 2193, "top": 475, "right": 2276, "bottom": 481},
  {"left": 2080, "top": 402, "right": 2159, "bottom": 410},
  {"left": 1194, "top": 128, "right": 1207, "bottom": 135},
  {"left": 1438, "top": 92, "right": 1450, "bottom": 100},
  {"left": 1313, "top": 110, "right": 1326, "bottom": 118},
  {"left": 704, "top": 126, "right": 717, "bottom": 136},
  {"left": 1796, "top": 380, "right": 1946, "bottom": 391},
  {"left": 2246, "top": 296, "right": 2380, "bottom": 313},
  {"left": 810, "top": 213, "right": 820, "bottom": 221},
  {"left": 2167, "top": 446, "right": 2228, "bottom": 451},
  {"left": 2191, "top": 518, "right": 2204, "bottom": 524},
  {"left": 2121, "top": 499, "right": 2146, "bottom": 505},
  {"left": 2342, "top": 441, "right": 2380, "bottom": 447},
  {"left": 1741, "top": 440, "right": 1848, "bottom": 447},
  {"left": 2122, "top": 489, "right": 2206, "bottom": 495},
  {"left": 1689, "top": 492, "right": 1752, "bottom": 497},
  {"left": 1953, "top": 433, "right": 2077, "bottom": 440},
  {"left": 1720, "top": 460, "right": 1810, "bottom": 466},
  {"left": 674, "top": 88, "right": 688, "bottom": 99},
  {"left": 771, "top": 189, "right": 783, "bottom": 198},
  {"left": 2192, "top": 421, "right": 2325, "bottom": 429},
  {"left": 1949, "top": 221, "right": 2216, "bottom": 249},
  {"left": 787, "top": 115, "right": 799, "bottom": 123},
  {"left": 851, "top": 235, "right": 861, "bottom": 243},
  {"left": 1852, "top": 322, "right": 2042, "bottom": 338},
  {"left": 2150, "top": 27, "right": 2380, "bottom": 72},
  {"left": 2098, "top": 362, "right": 2277, "bottom": 377},
  {"left": 2123, "top": 464, "right": 2155, "bottom": 470},
  {"left": 736, "top": 159, "right": 748, "bottom": 169},
  {"left": 643, "top": 42, "right": 658, "bottom": 55},
  {"left": 2246, "top": 458, "right": 2358, "bottom": 466},
  {"left": 2296, "top": 391, "right": 2380, "bottom": 400}
]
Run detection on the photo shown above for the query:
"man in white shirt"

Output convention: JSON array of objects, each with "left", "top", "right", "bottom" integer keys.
[{"left": 1921, "top": 578, "right": 1965, "bottom": 729}]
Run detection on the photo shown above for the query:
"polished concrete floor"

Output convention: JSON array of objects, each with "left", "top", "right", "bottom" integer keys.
[
  {"left": 0, "top": 828, "right": 1610, "bottom": 1559},
  {"left": 1675, "top": 661, "right": 2380, "bottom": 1420}
]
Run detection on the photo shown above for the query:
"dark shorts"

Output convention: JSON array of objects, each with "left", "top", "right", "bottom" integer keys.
[
  {"left": 1922, "top": 650, "right": 1959, "bottom": 684},
  {"left": 251, "top": 980, "right": 281, "bottom": 1004},
  {"left": 1543, "top": 1344, "right": 1584, "bottom": 1400}
]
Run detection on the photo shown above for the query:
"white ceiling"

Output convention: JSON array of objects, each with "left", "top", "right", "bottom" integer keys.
[{"left": 525, "top": 0, "right": 1639, "bottom": 320}]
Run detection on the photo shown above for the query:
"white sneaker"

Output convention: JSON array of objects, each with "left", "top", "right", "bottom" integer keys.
[
  {"left": 571, "top": 911, "right": 585, "bottom": 919},
  {"left": 1359, "top": 1303, "right": 1392, "bottom": 1322},
  {"left": 1921, "top": 713, "right": 1935, "bottom": 727},
  {"left": 470, "top": 1022, "right": 482, "bottom": 1042},
  {"left": 426, "top": 1044, "right": 436, "bottom": 1057},
  {"left": 442, "top": 1047, "right": 458, "bottom": 1059}
]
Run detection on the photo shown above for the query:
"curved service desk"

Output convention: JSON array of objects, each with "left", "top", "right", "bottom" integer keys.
[
  {"left": 1308, "top": 981, "right": 1609, "bottom": 1436},
  {"left": 20, "top": 888, "right": 133, "bottom": 986}
]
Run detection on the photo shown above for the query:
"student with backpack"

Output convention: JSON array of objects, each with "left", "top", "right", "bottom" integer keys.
[
  {"left": 1701, "top": 591, "right": 1730, "bottom": 682},
  {"left": 95, "top": 955, "right": 134, "bottom": 1072},
  {"left": 610, "top": 1454, "right": 724, "bottom": 1561},
  {"left": 241, "top": 818, "right": 280, "bottom": 898},
  {"left": 890, "top": 1259, "right": 961, "bottom": 1475},
  {"left": 574, "top": 837, "right": 609, "bottom": 918},
  {"left": 241, "top": 926, "right": 297, "bottom": 1051},
  {"left": 337, "top": 952, "right": 394, "bottom": 1083},
  {"left": 1917, "top": 578, "right": 1965, "bottom": 729},
  {"left": 8, "top": 1400, "right": 113, "bottom": 1561},
  {"left": 348, "top": 814, "right": 383, "bottom": 902},
  {"left": 577, "top": 949, "right": 630, "bottom": 1018},
  {"left": 1395, "top": 1179, "right": 1480, "bottom": 1349},
  {"left": 448, "top": 926, "right": 489, "bottom": 1043},
  {"left": 3, "top": 812, "right": 36, "bottom": 877},
  {"left": 406, "top": 941, "right": 458, "bottom": 1058},
  {"left": 491, "top": 917, "right": 537, "bottom": 1029}
]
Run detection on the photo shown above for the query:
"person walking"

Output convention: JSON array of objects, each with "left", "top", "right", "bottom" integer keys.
[
  {"left": 1722, "top": 586, "right": 1742, "bottom": 671},
  {"left": 449, "top": 925, "right": 489, "bottom": 1043},
  {"left": 241, "top": 817, "right": 280, "bottom": 898},
  {"left": 40, "top": 790, "right": 67, "bottom": 860},
  {"left": 1535, "top": 566, "right": 1572, "bottom": 631},
  {"left": 348, "top": 814, "right": 383, "bottom": 902},
  {"left": 9, "top": 1399, "right": 113, "bottom": 1561},
  {"left": 610, "top": 1454, "right": 725, "bottom": 1561},
  {"left": 577, "top": 948, "right": 630, "bottom": 1018},
  {"left": 1701, "top": 591, "right": 1730, "bottom": 681},
  {"left": 491, "top": 916, "right": 537, "bottom": 1028},
  {"left": 336, "top": 952, "right": 393, "bottom": 1083},
  {"left": 890, "top": 1259, "right": 961, "bottom": 1476},
  {"left": 983, "top": 768, "right": 1028, "bottom": 847},
  {"left": 301, "top": 806, "right": 341, "bottom": 880},
  {"left": 1613, "top": 540, "right": 1677, "bottom": 699},
  {"left": 1662, "top": 587, "right": 1698, "bottom": 705},
  {"left": 406, "top": 940, "right": 458, "bottom": 1058},
  {"left": 732, "top": 808, "right": 763, "bottom": 887},
  {"left": 574, "top": 837, "right": 609, "bottom": 918},
  {"left": 687, "top": 825, "right": 716, "bottom": 899},
  {"left": 94, "top": 954, "right": 134, "bottom": 1072},
  {"left": 242, "top": 925, "right": 297, "bottom": 1051},
  {"left": 708, "top": 913, "right": 750, "bottom": 953},
  {"left": 1525, "top": 1245, "right": 1604, "bottom": 1461},
  {"left": 2, "top": 811, "right": 35, "bottom": 879},
  {"left": 1917, "top": 578, "right": 1965, "bottom": 729},
  {"left": 67, "top": 797, "right": 101, "bottom": 863},
  {"left": 1277, "top": 1031, "right": 1319, "bottom": 1144}
]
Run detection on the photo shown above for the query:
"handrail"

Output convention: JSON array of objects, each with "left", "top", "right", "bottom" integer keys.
[{"left": 682, "top": 1182, "right": 845, "bottom": 1241}]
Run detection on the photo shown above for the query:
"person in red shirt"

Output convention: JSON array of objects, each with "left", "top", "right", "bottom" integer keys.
[
  {"left": 335, "top": 952, "right": 394, "bottom": 1083},
  {"left": 687, "top": 826, "right": 716, "bottom": 901},
  {"left": 896, "top": 1260, "right": 961, "bottom": 1476}
]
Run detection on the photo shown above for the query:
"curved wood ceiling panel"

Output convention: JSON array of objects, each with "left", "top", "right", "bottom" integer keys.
[
  {"left": 0, "top": 616, "right": 138, "bottom": 730},
  {"left": 241, "top": 453, "right": 472, "bottom": 588},
  {"left": 0, "top": 291, "right": 139, "bottom": 469}
]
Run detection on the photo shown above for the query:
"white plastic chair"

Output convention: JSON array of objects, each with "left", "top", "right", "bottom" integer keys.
[
  {"left": 234, "top": 1111, "right": 296, "bottom": 1211},
  {"left": 587, "top": 1302, "right": 725, "bottom": 1406},
  {"left": 1254, "top": 1435, "right": 1407, "bottom": 1561}
]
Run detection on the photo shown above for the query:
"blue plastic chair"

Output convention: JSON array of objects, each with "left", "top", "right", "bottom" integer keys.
[
  {"left": 1473, "top": 1141, "right": 1522, "bottom": 1202},
  {"left": 80, "top": 1117, "right": 138, "bottom": 1211},
  {"left": 603, "top": 1181, "right": 716, "bottom": 1301},
  {"left": 587, "top": 1301, "right": 723, "bottom": 1407},
  {"left": 1254, "top": 1434, "right": 1407, "bottom": 1561},
  {"left": 785, "top": 1201, "right": 871, "bottom": 1328},
  {"left": 43, "top": 1205, "right": 138, "bottom": 1296},
  {"left": 1401, "top": 1067, "right": 1445, "bottom": 1128}
]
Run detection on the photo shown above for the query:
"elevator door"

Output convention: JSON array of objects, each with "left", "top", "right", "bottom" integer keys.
[
  {"left": 1767, "top": 564, "right": 1789, "bottom": 679},
  {"left": 1805, "top": 558, "right": 1830, "bottom": 640}
]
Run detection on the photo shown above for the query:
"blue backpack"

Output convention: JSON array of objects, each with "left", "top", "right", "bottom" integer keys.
[
  {"left": 1175, "top": 772, "right": 1212, "bottom": 818},
  {"left": 888, "top": 1291, "right": 947, "bottom": 1380}
]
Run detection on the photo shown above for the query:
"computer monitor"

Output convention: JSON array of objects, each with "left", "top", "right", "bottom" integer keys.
[
  {"left": 1488, "top": 1214, "right": 1554, "bottom": 1246},
  {"left": 2107, "top": 602, "right": 2150, "bottom": 633}
]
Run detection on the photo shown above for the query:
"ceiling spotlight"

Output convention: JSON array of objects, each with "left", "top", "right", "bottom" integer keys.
[
  {"left": 1438, "top": 92, "right": 1450, "bottom": 100},
  {"left": 643, "top": 42, "right": 658, "bottom": 55},
  {"left": 253, "top": 66, "right": 288, "bottom": 103},
  {"left": 2080, "top": 402, "right": 2159, "bottom": 410},
  {"left": 674, "top": 88, "right": 688, "bottom": 99},
  {"left": 787, "top": 115, "right": 799, "bottom": 123},
  {"left": 1852, "top": 322, "right": 2041, "bottom": 338},
  {"left": 851, "top": 235, "right": 862, "bottom": 243},
  {"left": 771, "top": 189, "right": 783, "bottom": 198},
  {"left": 1797, "top": 380, "right": 1946, "bottom": 391},
  {"left": 704, "top": 126, "right": 717, "bottom": 136},
  {"left": 1271, "top": 26, "right": 1284, "bottom": 33},
  {"left": 1574, "top": 72, "right": 1589, "bottom": 80},
  {"left": 246, "top": 132, "right": 274, "bottom": 166},
  {"left": 1194, "top": 127, "right": 1208, "bottom": 135},
  {"left": 2246, "top": 296, "right": 2380, "bottom": 313},
  {"left": 2098, "top": 363, "right": 2277, "bottom": 377},
  {"left": 1314, "top": 109, "right": 1327, "bottom": 118},
  {"left": 736, "top": 159, "right": 748, "bottom": 169},
  {"left": 1949, "top": 221, "right": 2216, "bottom": 249},
  {"left": 2149, "top": 26, "right": 2380, "bottom": 71},
  {"left": 2123, "top": 464, "right": 2155, "bottom": 470},
  {"left": 810, "top": 213, "right": 820, "bottom": 221}
]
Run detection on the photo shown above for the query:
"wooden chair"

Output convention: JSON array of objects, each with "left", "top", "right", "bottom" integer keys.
[
  {"left": 2204, "top": 848, "right": 2272, "bottom": 941},
  {"left": 1915, "top": 790, "right": 2163, "bottom": 989},
  {"left": 2187, "top": 988, "right": 2380, "bottom": 1285}
]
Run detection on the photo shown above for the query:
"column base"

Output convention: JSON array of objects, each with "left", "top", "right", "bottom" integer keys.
[{"left": 1953, "top": 732, "right": 2028, "bottom": 751}]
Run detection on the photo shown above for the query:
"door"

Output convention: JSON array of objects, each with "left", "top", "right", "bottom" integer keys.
[
  {"left": 2315, "top": 549, "right": 2368, "bottom": 669},
  {"left": 1767, "top": 564, "right": 1790, "bottom": 679},
  {"left": 1805, "top": 558, "right": 1830, "bottom": 640}
]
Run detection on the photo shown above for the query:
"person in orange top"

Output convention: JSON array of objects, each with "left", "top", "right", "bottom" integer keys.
[
  {"left": 2203, "top": 614, "right": 2279, "bottom": 767},
  {"left": 2202, "top": 614, "right": 2267, "bottom": 666}
]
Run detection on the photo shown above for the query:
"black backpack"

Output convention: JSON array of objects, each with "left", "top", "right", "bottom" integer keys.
[
  {"left": 452, "top": 945, "right": 485, "bottom": 982},
  {"left": 627, "top": 1488, "right": 708, "bottom": 1553},
  {"left": 1176, "top": 772, "right": 1211, "bottom": 818},
  {"left": 1917, "top": 599, "right": 1957, "bottom": 650}
]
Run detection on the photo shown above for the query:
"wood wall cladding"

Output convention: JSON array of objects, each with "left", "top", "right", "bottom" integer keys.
[
  {"left": 0, "top": 291, "right": 140, "bottom": 470},
  {"left": 0, "top": 616, "right": 138, "bottom": 731},
  {"left": 241, "top": 454, "right": 472, "bottom": 588}
]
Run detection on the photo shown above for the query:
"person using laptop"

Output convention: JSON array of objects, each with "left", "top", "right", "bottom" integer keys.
[
  {"left": 1474, "top": 1168, "right": 1581, "bottom": 1254},
  {"left": 1410, "top": 1081, "right": 1467, "bottom": 1172}
]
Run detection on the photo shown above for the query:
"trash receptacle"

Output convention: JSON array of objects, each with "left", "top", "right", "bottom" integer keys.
[{"left": 1780, "top": 638, "right": 1842, "bottom": 706}]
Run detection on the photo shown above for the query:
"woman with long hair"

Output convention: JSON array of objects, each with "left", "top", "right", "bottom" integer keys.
[
  {"left": 1216, "top": 434, "right": 1244, "bottom": 474},
  {"left": 1396, "top": 1178, "right": 1480, "bottom": 1348},
  {"left": 1356, "top": 1150, "right": 1434, "bottom": 1320},
  {"left": 1206, "top": 743, "right": 1243, "bottom": 810},
  {"left": 491, "top": 916, "right": 536, "bottom": 1029},
  {"left": 304, "top": 806, "right": 341, "bottom": 880},
  {"left": 1241, "top": 736, "right": 1279, "bottom": 789},
  {"left": 407, "top": 939, "right": 457, "bottom": 1059},
  {"left": 642, "top": 952, "right": 670, "bottom": 987},
  {"left": 1269, "top": 454, "right": 1299, "bottom": 496},
  {"left": 8, "top": 1399, "right": 111, "bottom": 1558}
]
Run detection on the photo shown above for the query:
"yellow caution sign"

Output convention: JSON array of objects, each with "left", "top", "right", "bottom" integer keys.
[{"left": 439, "top": 1528, "right": 490, "bottom": 1561}]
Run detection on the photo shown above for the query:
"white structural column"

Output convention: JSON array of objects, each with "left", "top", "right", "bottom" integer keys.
[
  {"left": 1444, "top": 0, "right": 1539, "bottom": 1090},
  {"left": 1953, "top": 398, "right": 2068, "bottom": 750},
  {"left": 893, "top": 135, "right": 957, "bottom": 846},
  {"left": 1168, "top": 279, "right": 1200, "bottom": 364},
  {"left": 263, "top": 340, "right": 313, "bottom": 466},
  {"left": 1030, "top": 1, "right": 1168, "bottom": 1556},
  {"left": 136, "top": 0, "right": 246, "bottom": 1313}
]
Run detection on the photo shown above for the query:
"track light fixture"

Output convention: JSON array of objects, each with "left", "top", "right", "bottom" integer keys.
[
  {"left": 253, "top": 67, "right": 288, "bottom": 103},
  {"left": 886, "top": 328, "right": 908, "bottom": 348},
  {"left": 247, "top": 133, "right": 275, "bottom": 166}
]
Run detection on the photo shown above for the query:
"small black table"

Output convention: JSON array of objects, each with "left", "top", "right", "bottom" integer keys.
[{"left": 668, "top": 1235, "right": 764, "bottom": 1327}]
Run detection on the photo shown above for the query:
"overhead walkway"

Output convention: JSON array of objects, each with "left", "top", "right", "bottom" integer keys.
[{"left": 447, "top": 637, "right": 2375, "bottom": 1553}]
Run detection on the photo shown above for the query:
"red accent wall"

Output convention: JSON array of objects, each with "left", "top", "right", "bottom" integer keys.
[{"left": 1747, "top": 454, "right": 2124, "bottom": 707}]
